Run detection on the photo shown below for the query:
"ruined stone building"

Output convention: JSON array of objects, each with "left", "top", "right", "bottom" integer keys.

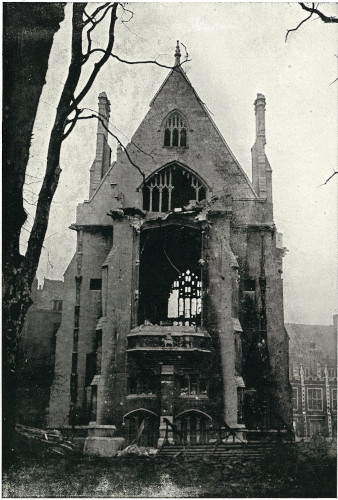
[
  {"left": 49, "top": 43, "right": 292, "bottom": 449},
  {"left": 18, "top": 278, "right": 63, "bottom": 428},
  {"left": 287, "top": 316, "right": 337, "bottom": 439}
]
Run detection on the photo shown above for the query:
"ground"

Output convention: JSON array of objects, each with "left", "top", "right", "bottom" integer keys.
[{"left": 2, "top": 440, "right": 337, "bottom": 498}]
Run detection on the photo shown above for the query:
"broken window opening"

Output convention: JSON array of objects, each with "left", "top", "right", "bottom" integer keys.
[
  {"left": 90, "top": 279, "right": 102, "bottom": 291},
  {"left": 138, "top": 225, "right": 203, "bottom": 326},
  {"left": 179, "top": 374, "right": 208, "bottom": 397},
  {"left": 163, "top": 111, "right": 187, "bottom": 147},
  {"left": 168, "top": 270, "right": 201, "bottom": 326},
  {"left": 244, "top": 279, "right": 256, "bottom": 292},
  {"left": 142, "top": 164, "right": 206, "bottom": 212},
  {"left": 128, "top": 371, "right": 158, "bottom": 395}
]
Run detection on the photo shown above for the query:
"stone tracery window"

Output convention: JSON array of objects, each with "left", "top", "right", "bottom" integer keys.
[
  {"left": 164, "top": 111, "right": 187, "bottom": 147},
  {"left": 167, "top": 269, "right": 201, "bottom": 326},
  {"left": 142, "top": 164, "right": 206, "bottom": 212}
]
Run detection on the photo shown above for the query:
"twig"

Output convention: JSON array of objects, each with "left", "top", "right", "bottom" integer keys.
[
  {"left": 286, "top": 4, "right": 314, "bottom": 41},
  {"left": 320, "top": 171, "right": 337, "bottom": 186},
  {"left": 86, "top": 48, "right": 191, "bottom": 70},
  {"left": 181, "top": 42, "right": 189, "bottom": 61},
  {"left": 81, "top": 107, "right": 156, "bottom": 161},
  {"left": 74, "top": 112, "right": 145, "bottom": 181},
  {"left": 119, "top": 3, "right": 134, "bottom": 23}
]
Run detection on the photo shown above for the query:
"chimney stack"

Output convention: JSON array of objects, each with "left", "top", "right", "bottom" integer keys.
[
  {"left": 255, "top": 93, "right": 266, "bottom": 143},
  {"left": 251, "top": 93, "right": 273, "bottom": 215},
  {"left": 89, "top": 92, "right": 112, "bottom": 198}
]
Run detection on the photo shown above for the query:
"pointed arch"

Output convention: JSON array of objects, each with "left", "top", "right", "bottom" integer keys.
[
  {"left": 123, "top": 408, "right": 159, "bottom": 422},
  {"left": 174, "top": 409, "right": 212, "bottom": 445},
  {"left": 162, "top": 110, "right": 189, "bottom": 147},
  {"left": 161, "top": 109, "right": 190, "bottom": 129},
  {"left": 175, "top": 409, "right": 212, "bottom": 420},
  {"left": 141, "top": 162, "right": 209, "bottom": 213},
  {"left": 123, "top": 409, "right": 159, "bottom": 447}
]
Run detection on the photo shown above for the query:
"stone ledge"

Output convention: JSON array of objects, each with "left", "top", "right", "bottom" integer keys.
[
  {"left": 83, "top": 437, "right": 125, "bottom": 457},
  {"left": 87, "top": 424, "right": 116, "bottom": 438}
]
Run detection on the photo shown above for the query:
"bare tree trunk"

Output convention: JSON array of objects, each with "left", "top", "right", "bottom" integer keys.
[
  {"left": 3, "top": 3, "right": 65, "bottom": 463},
  {"left": 3, "top": 2, "right": 119, "bottom": 463}
]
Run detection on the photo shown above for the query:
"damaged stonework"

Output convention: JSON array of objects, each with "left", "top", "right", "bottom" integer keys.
[{"left": 49, "top": 44, "right": 292, "bottom": 455}]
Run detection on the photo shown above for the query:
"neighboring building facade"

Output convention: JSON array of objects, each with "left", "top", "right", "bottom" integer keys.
[
  {"left": 49, "top": 43, "right": 292, "bottom": 446},
  {"left": 17, "top": 278, "right": 63, "bottom": 428},
  {"left": 287, "top": 315, "right": 337, "bottom": 439}
]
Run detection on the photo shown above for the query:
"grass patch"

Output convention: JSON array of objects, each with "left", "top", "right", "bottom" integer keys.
[{"left": 3, "top": 440, "right": 337, "bottom": 498}]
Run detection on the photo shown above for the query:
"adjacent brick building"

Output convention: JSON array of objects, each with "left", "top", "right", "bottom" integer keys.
[
  {"left": 287, "top": 316, "right": 337, "bottom": 439},
  {"left": 17, "top": 278, "right": 63, "bottom": 428},
  {"left": 49, "top": 43, "right": 292, "bottom": 448}
]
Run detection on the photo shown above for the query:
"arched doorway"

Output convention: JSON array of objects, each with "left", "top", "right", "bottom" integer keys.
[
  {"left": 175, "top": 410, "right": 212, "bottom": 445},
  {"left": 124, "top": 410, "right": 159, "bottom": 447}
]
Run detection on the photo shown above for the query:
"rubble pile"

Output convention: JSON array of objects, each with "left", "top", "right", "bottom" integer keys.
[{"left": 15, "top": 424, "right": 75, "bottom": 456}]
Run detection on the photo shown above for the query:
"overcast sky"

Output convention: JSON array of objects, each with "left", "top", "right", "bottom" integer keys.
[{"left": 23, "top": 2, "right": 337, "bottom": 325}]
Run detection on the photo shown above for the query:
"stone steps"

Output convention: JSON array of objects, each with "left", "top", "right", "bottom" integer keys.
[{"left": 159, "top": 442, "right": 273, "bottom": 459}]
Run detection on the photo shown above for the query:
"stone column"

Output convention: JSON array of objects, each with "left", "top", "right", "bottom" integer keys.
[
  {"left": 98, "top": 218, "right": 137, "bottom": 426},
  {"left": 207, "top": 211, "right": 239, "bottom": 427}
]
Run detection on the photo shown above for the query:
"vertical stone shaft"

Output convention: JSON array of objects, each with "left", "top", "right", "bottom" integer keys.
[
  {"left": 98, "top": 219, "right": 136, "bottom": 425},
  {"left": 70, "top": 229, "right": 83, "bottom": 425},
  {"left": 208, "top": 215, "right": 238, "bottom": 427},
  {"left": 89, "top": 92, "right": 111, "bottom": 198},
  {"left": 252, "top": 94, "right": 267, "bottom": 198},
  {"left": 252, "top": 94, "right": 273, "bottom": 212}
]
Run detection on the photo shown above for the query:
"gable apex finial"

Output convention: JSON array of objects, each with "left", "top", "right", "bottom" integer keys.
[{"left": 174, "top": 40, "right": 181, "bottom": 66}]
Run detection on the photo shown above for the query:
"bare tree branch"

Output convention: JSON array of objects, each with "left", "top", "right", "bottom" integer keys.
[
  {"left": 299, "top": 2, "right": 338, "bottom": 23},
  {"left": 82, "top": 106, "right": 157, "bottom": 161},
  {"left": 83, "top": 3, "right": 114, "bottom": 63},
  {"left": 86, "top": 48, "right": 191, "bottom": 70},
  {"left": 68, "top": 4, "right": 118, "bottom": 115},
  {"left": 181, "top": 42, "right": 189, "bottom": 61},
  {"left": 24, "top": 3, "right": 118, "bottom": 280},
  {"left": 320, "top": 171, "right": 337, "bottom": 186},
  {"left": 62, "top": 108, "right": 83, "bottom": 141},
  {"left": 83, "top": 3, "right": 110, "bottom": 26},
  {"left": 119, "top": 3, "right": 134, "bottom": 24},
  {"left": 286, "top": 3, "right": 338, "bottom": 41},
  {"left": 74, "top": 111, "right": 146, "bottom": 181},
  {"left": 286, "top": 6, "right": 314, "bottom": 41}
]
